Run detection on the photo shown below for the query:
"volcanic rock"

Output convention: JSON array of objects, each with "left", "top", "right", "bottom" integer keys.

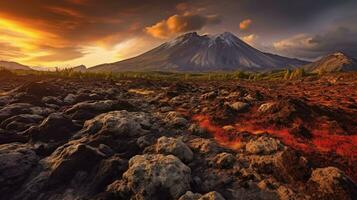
[
  {"left": 273, "top": 149, "right": 311, "bottom": 183},
  {"left": 154, "top": 136, "right": 194, "bottom": 163},
  {"left": 64, "top": 93, "right": 76, "bottom": 104},
  {"left": 89, "top": 155, "right": 128, "bottom": 193},
  {"left": 0, "top": 103, "right": 33, "bottom": 121},
  {"left": 245, "top": 136, "right": 281, "bottom": 155},
  {"left": 27, "top": 112, "right": 79, "bottom": 142},
  {"left": 0, "top": 114, "right": 43, "bottom": 132},
  {"left": 258, "top": 102, "right": 276, "bottom": 113},
  {"left": 42, "top": 96, "right": 63, "bottom": 105},
  {"left": 111, "top": 154, "right": 191, "bottom": 200},
  {"left": 44, "top": 142, "right": 106, "bottom": 184},
  {"left": 76, "top": 110, "right": 151, "bottom": 137},
  {"left": 165, "top": 111, "right": 188, "bottom": 127},
  {"left": 188, "top": 138, "right": 220, "bottom": 154},
  {"left": 65, "top": 100, "right": 135, "bottom": 121},
  {"left": 228, "top": 101, "right": 249, "bottom": 112},
  {"left": 211, "top": 152, "right": 236, "bottom": 169},
  {"left": 308, "top": 167, "right": 357, "bottom": 199},
  {"left": 16, "top": 81, "right": 60, "bottom": 98},
  {"left": 201, "top": 91, "right": 218, "bottom": 100},
  {"left": 0, "top": 143, "right": 38, "bottom": 194}
]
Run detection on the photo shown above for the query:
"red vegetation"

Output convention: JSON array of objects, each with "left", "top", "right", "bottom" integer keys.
[{"left": 193, "top": 114, "right": 357, "bottom": 181}]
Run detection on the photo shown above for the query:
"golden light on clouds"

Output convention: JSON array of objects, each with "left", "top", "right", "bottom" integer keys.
[
  {"left": 0, "top": 0, "right": 180, "bottom": 67},
  {"left": 146, "top": 13, "right": 220, "bottom": 39},
  {"left": 239, "top": 19, "right": 252, "bottom": 30},
  {"left": 273, "top": 34, "right": 315, "bottom": 50},
  {"left": 0, "top": 0, "right": 351, "bottom": 67},
  {"left": 0, "top": 15, "right": 140, "bottom": 67}
]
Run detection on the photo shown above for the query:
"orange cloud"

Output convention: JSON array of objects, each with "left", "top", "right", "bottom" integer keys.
[
  {"left": 239, "top": 19, "right": 252, "bottom": 30},
  {"left": 0, "top": 0, "right": 186, "bottom": 66},
  {"left": 146, "top": 13, "right": 221, "bottom": 39}
]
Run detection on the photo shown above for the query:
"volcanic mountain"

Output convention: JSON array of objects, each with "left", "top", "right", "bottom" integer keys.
[
  {"left": 90, "top": 32, "right": 308, "bottom": 72},
  {"left": 303, "top": 52, "right": 357, "bottom": 73},
  {"left": 0, "top": 60, "right": 33, "bottom": 71}
]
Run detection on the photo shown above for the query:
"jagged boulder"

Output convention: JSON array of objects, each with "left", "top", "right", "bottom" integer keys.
[
  {"left": 211, "top": 152, "right": 236, "bottom": 169},
  {"left": 245, "top": 136, "right": 281, "bottom": 155},
  {"left": 0, "top": 114, "right": 43, "bottom": 132},
  {"left": 89, "top": 155, "right": 128, "bottom": 193},
  {"left": 28, "top": 112, "right": 79, "bottom": 142},
  {"left": 272, "top": 149, "right": 311, "bottom": 183},
  {"left": 164, "top": 111, "right": 188, "bottom": 127},
  {"left": 65, "top": 100, "right": 135, "bottom": 120},
  {"left": 188, "top": 138, "right": 220, "bottom": 154},
  {"left": 44, "top": 142, "right": 106, "bottom": 183},
  {"left": 76, "top": 110, "right": 152, "bottom": 137},
  {"left": 64, "top": 93, "right": 76, "bottom": 104},
  {"left": 110, "top": 154, "right": 191, "bottom": 200},
  {"left": 308, "top": 167, "right": 357, "bottom": 199},
  {"left": 42, "top": 96, "right": 63, "bottom": 105},
  {"left": 227, "top": 101, "right": 249, "bottom": 112},
  {"left": 0, "top": 143, "right": 38, "bottom": 193},
  {"left": 155, "top": 136, "right": 194, "bottom": 163},
  {"left": 258, "top": 102, "right": 276, "bottom": 113},
  {"left": 0, "top": 103, "right": 32, "bottom": 121}
]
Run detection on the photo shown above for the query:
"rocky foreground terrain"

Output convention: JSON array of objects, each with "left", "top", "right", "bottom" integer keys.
[{"left": 0, "top": 71, "right": 356, "bottom": 200}]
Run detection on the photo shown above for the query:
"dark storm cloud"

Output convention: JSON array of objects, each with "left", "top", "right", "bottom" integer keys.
[
  {"left": 311, "top": 27, "right": 357, "bottom": 55},
  {"left": 274, "top": 27, "right": 357, "bottom": 59},
  {"left": 237, "top": 0, "right": 353, "bottom": 23}
]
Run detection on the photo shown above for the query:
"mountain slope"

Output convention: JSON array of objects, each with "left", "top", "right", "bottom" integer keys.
[
  {"left": 0, "top": 60, "right": 33, "bottom": 70},
  {"left": 303, "top": 52, "right": 357, "bottom": 73},
  {"left": 72, "top": 65, "right": 87, "bottom": 72},
  {"left": 90, "top": 32, "right": 308, "bottom": 72}
]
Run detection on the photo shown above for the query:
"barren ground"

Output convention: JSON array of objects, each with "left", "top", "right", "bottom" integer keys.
[{"left": 0, "top": 72, "right": 356, "bottom": 200}]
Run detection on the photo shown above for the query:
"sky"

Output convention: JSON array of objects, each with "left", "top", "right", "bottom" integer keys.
[{"left": 0, "top": 0, "right": 356, "bottom": 68}]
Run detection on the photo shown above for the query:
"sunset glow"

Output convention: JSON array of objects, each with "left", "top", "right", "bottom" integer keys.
[{"left": 0, "top": 0, "right": 356, "bottom": 68}]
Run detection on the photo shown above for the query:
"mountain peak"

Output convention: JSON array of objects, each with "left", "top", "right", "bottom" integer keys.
[
  {"left": 329, "top": 51, "right": 347, "bottom": 57},
  {"left": 177, "top": 32, "right": 199, "bottom": 39},
  {"left": 91, "top": 31, "right": 308, "bottom": 72},
  {"left": 219, "top": 32, "right": 237, "bottom": 38}
]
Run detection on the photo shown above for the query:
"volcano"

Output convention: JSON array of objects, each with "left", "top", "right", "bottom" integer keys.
[{"left": 90, "top": 32, "right": 308, "bottom": 72}]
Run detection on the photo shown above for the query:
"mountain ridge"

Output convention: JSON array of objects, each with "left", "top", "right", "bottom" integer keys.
[
  {"left": 0, "top": 60, "right": 33, "bottom": 71},
  {"left": 303, "top": 52, "right": 357, "bottom": 73}
]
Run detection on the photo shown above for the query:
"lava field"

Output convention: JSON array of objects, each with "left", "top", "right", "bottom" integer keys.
[{"left": 0, "top": 72, "right": 356, "bottom": 200}]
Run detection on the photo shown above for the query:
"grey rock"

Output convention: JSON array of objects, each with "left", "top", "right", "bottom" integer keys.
[{"left": 155, "top": 136, "right": 194, "bottom": 163}]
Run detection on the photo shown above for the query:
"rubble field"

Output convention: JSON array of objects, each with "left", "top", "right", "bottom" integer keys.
[{"left": 0, "top": 72, "right": 356, "bottom": 200}]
